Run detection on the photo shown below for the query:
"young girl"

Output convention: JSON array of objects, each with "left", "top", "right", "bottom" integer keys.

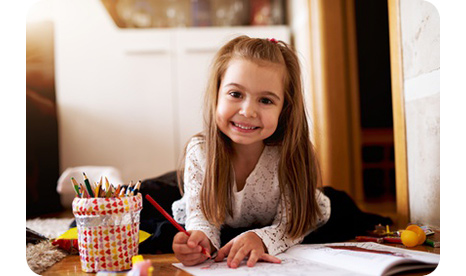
[{"left": 170, "top": 35, "right": 331, "bottom": 268}]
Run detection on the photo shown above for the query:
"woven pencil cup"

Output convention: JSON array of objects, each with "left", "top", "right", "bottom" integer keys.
[{"left": 72, "top": 194, "right": 142, "bottom": 272}]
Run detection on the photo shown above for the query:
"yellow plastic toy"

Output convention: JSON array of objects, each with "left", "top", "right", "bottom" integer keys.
[
  {"left": 400, "top": 224, "right": 426, "bottom": 247},
  {"left": 406, "top": 225, "right": 426, "bottom": 245},
  {"left": 400, "top": 230, "right": 418, "bottom": 247}
]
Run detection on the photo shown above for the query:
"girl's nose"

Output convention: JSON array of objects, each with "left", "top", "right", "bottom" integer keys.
[{"left": 239, "top": 101, "right": 257, "bottom": 118}]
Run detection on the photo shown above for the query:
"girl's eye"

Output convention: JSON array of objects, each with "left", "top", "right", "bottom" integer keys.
[
  {"left": 229, "top": 91, "right": 242, "bottom": 98},
  {"left": 260, "top": 98, "right": 273, "bottom": 105}
]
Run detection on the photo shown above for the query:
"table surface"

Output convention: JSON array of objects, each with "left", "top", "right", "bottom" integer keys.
[
  {"left": 42, "top": 243, "right": 439, "bottom": 276},
  {"left": 42, "top": 254, "right": 189, "bottom": 276}
]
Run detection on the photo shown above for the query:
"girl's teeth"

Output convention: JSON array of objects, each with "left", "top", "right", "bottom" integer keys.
[{"left": 234, "top": 123, "right": 256, "bottom": 130}]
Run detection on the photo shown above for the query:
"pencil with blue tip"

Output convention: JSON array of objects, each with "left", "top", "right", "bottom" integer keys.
[
  {"left": 126, "top": 180, "right": 134, "bottom": 196},
  {"left": 131, "top": 180, "right": 142, "bottom": 196}
]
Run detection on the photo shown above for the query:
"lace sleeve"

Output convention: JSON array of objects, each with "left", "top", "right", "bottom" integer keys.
[
  {"left": 183, "top": 140, "right": 221, "bottom": 251},
  {"left": 248, "top": 190, "right": 331, "bottom": 256}
]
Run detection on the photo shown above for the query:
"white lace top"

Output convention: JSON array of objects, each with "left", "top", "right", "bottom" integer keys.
[{"left": 172, "top": 137, "right": 331, "bottom": 256}]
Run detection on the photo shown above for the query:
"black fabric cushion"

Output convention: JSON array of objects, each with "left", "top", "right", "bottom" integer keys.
[
  {"left": 139, "top": 171, "right": 182, "bottom": 220},
  {"left": 138, "top": 171, "right": 183, "bottom": 254},
  {"left": 302, "top": 186, "right": 393, "bottom": 244}
]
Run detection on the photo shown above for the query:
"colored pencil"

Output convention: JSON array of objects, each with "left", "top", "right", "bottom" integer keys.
[
  {"left": 114, "top": 184, "right": 121, "bottom": 196},
  {"left": 126, "top": 181, "right": 134, "bottom": 196},
  {"left": 80, "top": 183, "right": 89, "bottom": 198},
  {"left": 105, "top": 177, "right": 110, "bottom": 191},
  {"left": 83, "top": 172, "right": 95, "bottom": 197},
  {"left": 131, "top": 180, "right": 142, "bottom": 196},
  {"left": 95, "top": 181, "right": 101, "bottom": 198},
  {"left": 145, "top": 194, "right": 211, "bottom": 258},
  {"left": 105, "top": 184, "right": 113, "bottom": 198},
  {"left": 71, "top": 177, "right": 80, "bottom": 196},
  {"left": 119, "top": 187, "right": 126, "bottom": 197},
  {"left": 76, "top": 173, "right": 142, "bottom": 198}
]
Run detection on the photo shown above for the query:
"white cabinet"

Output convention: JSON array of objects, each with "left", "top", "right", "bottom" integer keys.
[{"left": 55, "top": 0, "right": 290, "bottom": 181}]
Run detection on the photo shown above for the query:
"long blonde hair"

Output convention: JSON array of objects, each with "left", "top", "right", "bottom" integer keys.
[{"left": 178, "top": 36, "right": 322, "bottom": 239}]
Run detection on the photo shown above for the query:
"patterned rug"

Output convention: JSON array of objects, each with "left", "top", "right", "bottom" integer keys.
[{"left": 26, "top": 218, "right": 74, "bottom": 274}]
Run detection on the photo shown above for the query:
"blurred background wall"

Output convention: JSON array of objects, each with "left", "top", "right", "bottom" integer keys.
[{"left": 400, "top": 0, "right": 440, "bottom": 227}]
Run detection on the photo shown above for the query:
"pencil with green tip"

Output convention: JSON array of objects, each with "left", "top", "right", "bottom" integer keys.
[
  {"left": 83, "top": 172, "right": 95, "bottom": 197},
  {"left": 105, "top": 183, "right": 113, "bottom": 198},
  {"left": 71, "top": 177, "right": 80, "bottom": 197}
]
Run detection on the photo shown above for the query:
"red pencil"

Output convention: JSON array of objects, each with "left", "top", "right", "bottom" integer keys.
[{"left": 145, "top": 194, "right": 211, "bottom": 258}]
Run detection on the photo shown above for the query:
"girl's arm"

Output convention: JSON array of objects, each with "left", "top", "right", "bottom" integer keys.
[
  {"left": 183, "top": 139, "right": 221, "bottom": 252},
  {"left": 248, "top": 190, "right": 331, "bottom": 256}
]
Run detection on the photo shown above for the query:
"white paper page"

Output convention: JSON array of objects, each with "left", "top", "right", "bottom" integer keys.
[
  {"left": 285, "top": 243, "right": 440, "bottom": 276},
  {"left": 173, "top": 254, "right": 367, "bottom": 276},
  {"left": 172, "top": 242, "right": 439, "bottom": 276}
]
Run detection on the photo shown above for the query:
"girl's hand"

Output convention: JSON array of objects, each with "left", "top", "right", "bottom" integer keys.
[
  {"left": 172, "top": 230, "right": 212, "bottom": 266},
  {"left": 214, "top": 232, "right": 281, "bottom": 268}
]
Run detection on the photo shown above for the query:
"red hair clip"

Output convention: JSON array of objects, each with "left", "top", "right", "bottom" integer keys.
[{"left": 268, "top": 38, "right": 278, "bottom": 44}]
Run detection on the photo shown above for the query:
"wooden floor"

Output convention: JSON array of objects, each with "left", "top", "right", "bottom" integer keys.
[{"left": 42, "top": 254, "right": 192, "bottom": 276}]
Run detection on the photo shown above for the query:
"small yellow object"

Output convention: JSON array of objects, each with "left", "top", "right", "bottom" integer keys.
[
  {"left": 132, "top": 255, "right": 144, "bottom": 264},
  {"left": 406, "top": 225, "right": 426, "bottom": 245},
  {"left": 56, "top": 227, "right": 78, "bottom": 240},
  {"left": 401, "top": 230, "right": 418, "bottom": 247},
  {"left": 56, "top": 227, "right": 151, "bottom": 243}
]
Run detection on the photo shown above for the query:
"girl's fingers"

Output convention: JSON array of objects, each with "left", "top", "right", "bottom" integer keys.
[
  {"left": 187, "top": 231, "right": 205, "bottom": 248},
  {"left": 178, "top": 255, "right": 206, "bottom": 266},
  {"left": 215, "top": 240, "right": 233, "bottom": 262},
  {"left": 246, "top": 249, "right": 260, "bottom": 267},
  {"left": 229, "top": 247, "right": 250, "bottom": 268},
  {"left": 173, "top": 243, "right": 203, "bottom": 254},
  {"left": 173, "top": 231, "right": 189, "bottom": 244},
  {"left": 180, "top": 252, "right": 206, "bottom": 263},
  {"left": 172, "top": 231, "right": 210, "bottom": 266},
  {"left": 226, "top": 241, "right": 241, "bottom": 267},
  {"left": 259, "top": 253, "right": 282, "bottom": 264}
]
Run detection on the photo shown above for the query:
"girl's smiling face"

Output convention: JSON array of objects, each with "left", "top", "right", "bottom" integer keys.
[{"left": 216, "top": 58, "right": 285, "bottom": 148}]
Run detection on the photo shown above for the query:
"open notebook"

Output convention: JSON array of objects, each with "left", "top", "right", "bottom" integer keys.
[{"left": 173, "top": 242, "right": 439, "bottom": 276}]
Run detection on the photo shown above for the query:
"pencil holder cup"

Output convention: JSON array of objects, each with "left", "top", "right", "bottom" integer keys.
[{"left": 72, "top": 194, "right": 143, "bottom": 272}]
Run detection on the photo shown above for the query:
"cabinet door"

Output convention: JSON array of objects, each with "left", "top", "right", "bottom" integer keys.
[
  {"left": 55, "top": 0, "right": 176, "bottom": 181},
  {"left": 174, "top": 27, "right": 290, "bottom": 158}
]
